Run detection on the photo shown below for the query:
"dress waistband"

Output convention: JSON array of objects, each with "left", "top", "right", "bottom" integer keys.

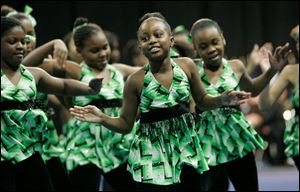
[
  {"left": 140, "top": 103, "right": 190, "bottom": 123},
  {"left": 87, "top": 99, "right": 122, "bottom": 109},
  {"left": 1, "top": 99, "right": 47, "bottom": 111}
]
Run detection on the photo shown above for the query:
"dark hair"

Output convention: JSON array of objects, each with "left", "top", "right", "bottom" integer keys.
[
  {"left": 190, "top": 18, "right": 223, "bottom": 38},
  {"left": 1, "top": 16, "right": 24, "bottom": 37},
  {"left": 137, "top": 12, "right": 171, "bottom": 35},
  {"left": 73, "top": 17, "right": 103, "bottom": 49},
  {"left": 9, "top": 12, "right": 31, "bottom": 23},
  {"left": 1, "top": 5, "right": 16, "bottom": 17}
]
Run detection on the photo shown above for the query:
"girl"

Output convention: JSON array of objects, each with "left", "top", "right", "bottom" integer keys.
[
  {"left": 1, "top": 16, "right": 101, "bottom": 191},
  {"left": 190, "top": 18, "right": 290, "bottom": 191},
  {"left": 70, "top": 12, "right": 250, "bottom": 191}
]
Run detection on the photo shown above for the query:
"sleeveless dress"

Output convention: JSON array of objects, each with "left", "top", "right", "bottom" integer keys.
[
  {"left": 1, "top": 65, "right": 48, "bottom": 164},
  {"left": 63, "top": 63, "right": 135, "bottom": 173},
  {"left": 284, "top": 82, "right": 299, "bottom": 157},
  {"left": 127, "top": 59, "right": 209, "bottom": 185},
  {"left": 36, "top": 92, "right": 65, "bottom": 161},
  {"left": 194, "top": 58, "right": 265, "bottom": 166}
]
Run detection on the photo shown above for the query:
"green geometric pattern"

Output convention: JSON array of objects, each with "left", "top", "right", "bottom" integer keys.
[
  {"left": 284, "top": 82, "right": 299, "bottom": 157},
  {"left": 127, "top": 60, "right": 209, "bottom": 185},
  {"left": 36, "top": 92, "right": 65, "bottom": 161},
  {"left": 140, "top": 60, "right": 190, "bottom": 113},
  {"left": 63, "top": 63, "right": 135, "bottom": 173},
  {"left": 194, "top": 58, "right": 265, "bottom": 166},
  {"left": 1, "top": 65, "right": 48, "bottom": 164}
]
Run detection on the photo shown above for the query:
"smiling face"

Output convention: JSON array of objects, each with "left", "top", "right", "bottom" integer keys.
[
  {"left": 1, "top": 26, "right": 26, "bottom": 70},
  {"left": 193, "top": 26, "right": 225, "bottom": 69},
  {"left": 77, "top": 32, "right": 111, "bottom": 71},
  {"left": 137, "top": 18, "right": 174, "bottom": 62}
]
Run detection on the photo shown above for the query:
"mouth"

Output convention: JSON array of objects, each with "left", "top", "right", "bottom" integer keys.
[
  {"left": 15, "top": 52, "right": 24, "bottom": 60},
  {"left": 148, "top": 46, "right": 161, "bottom": 53},
  {"left": 208, "top": 54, "right": 220, "bottom": 61}
]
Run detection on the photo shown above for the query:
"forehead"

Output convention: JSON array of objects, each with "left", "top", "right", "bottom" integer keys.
[
  {"left": 194, "top": 26, "right": 221, "bottom": 41},
  {"left": 2, "top": 26, "right": 25, "bottom": 38},
  {"left": 139, "top": 18, "right": 168, "bottom": 34},
  {"left": 83, "top": 32, "right": 108, "bottom": 47}
]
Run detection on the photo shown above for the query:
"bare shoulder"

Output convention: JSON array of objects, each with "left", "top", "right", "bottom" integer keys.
[
  {"left": 173, "top": 57, "right": 196, "bottom": 77},
  {"left": 281, "top": 64, "right": 299, "bottom": 85},
  {"left": 26, "top": 66, "right": 48, "bottom": 81},
  {"left": 173, "top": 57, "right": 196, "bottom": 68},
  {"left": 125, "top": 67, "right": 145, "bottom": 92},
  {"left": 228, "top": 59, "right": 246, "bottom": 75}
]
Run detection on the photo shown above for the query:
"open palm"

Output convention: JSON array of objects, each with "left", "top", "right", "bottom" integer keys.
[{"left": 70, "top": 105, "right": 103, "bottom": 123}]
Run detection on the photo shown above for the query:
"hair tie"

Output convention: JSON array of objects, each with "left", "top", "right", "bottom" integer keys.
[{"left": 73, "top": 23, "right": 88, "bottom": 33}]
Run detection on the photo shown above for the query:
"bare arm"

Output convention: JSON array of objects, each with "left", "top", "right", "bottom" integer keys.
[
  {"left": 178, "top": 57, "right": 250, "bottom": 111},
  {"left": 70, "top": 72, "right": 141, "bottom": 134},
  {"left": 112, "top": 63, "right": 141, "bottom": 79},
  {"left": 259, "top": 65, "right": 298, "bottom": 111},
  {"left": 238, "top": 43, "right": 291, "bottom": 96},
  {"left": 27, "top": 67, "right": 102, "bottom": 96},
  {"left": 23, "top": 39, "right": 67, "bottom": 67}
]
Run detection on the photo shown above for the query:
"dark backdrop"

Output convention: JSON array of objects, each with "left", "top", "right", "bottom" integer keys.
[{"left": 2, "top": 1, "right": 299, "bottom": 59}]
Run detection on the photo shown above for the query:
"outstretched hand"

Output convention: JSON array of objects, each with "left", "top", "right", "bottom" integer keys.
[
  {"left": 268, "top": 42, "right": 291, "bottom": 72},
  {"left": 70, "top": 105, "right": 103, "bottom": 122},
  {"left": 89, "top": 78, "right": 103, "bottom": 94},
  {"left": 221, "top": 90, "right": 251, "bottom": 107}
]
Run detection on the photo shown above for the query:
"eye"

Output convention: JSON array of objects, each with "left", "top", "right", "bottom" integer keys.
[
  {"left": 212, "top": 39, "right": 220, "bottom": 45},
  {"left": 199, "top": 44, "right": 207, "bottom": 50},
  {"left": 140, "top": 36, "right": 149, "bottom": 42}
]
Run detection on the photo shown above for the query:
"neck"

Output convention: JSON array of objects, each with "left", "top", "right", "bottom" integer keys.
[
  {"left": 203, "top": 61, "right": 222, "bottom": 72},
  {"left": 1, "top": 61, "right": 20, "bottom": 72},
  {"left": 149, "top": 57, "right": 171, "bottom": 73}
]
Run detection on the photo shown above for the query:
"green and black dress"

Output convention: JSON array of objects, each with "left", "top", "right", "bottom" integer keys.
[
  {"left": 1, "top": 65, "right": 48, "bottom": 163},
  {"left": 127, "top": 59, "right": 209, "bottom": 186},
  {"left": 63, "top": 63, "right": 134, "bottom": 173},
  {"left": 284, "top": 82, "right": 299, "bottom": 158},
  {"left": 194, "top": 58, "right": 265, "bottom": 166}
]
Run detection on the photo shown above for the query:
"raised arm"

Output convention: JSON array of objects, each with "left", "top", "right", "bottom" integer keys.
[
  {"left": 258, "top": 64, "right": 298, "bottom": 111},
  {"left": 22, "top": 39, "right": 68, "bottom": 67},
  {"left": 27, "top": 67, "right": 102, "bottom": 96},
  {"left": 238, "top": 43, "right": 291, "bottom": 96},
  {"left": 70, "top": 72, "right": 141, "bottom": 134}
]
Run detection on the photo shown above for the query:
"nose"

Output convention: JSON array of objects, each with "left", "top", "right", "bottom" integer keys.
[
  {"left": 207, "top": 45, "right": 216, "bottom": 54},
  {"left": 149, "top": 36, "right": 157, "bottom": 44}
]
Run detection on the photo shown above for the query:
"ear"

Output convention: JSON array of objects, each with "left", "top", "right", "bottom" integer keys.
[
  {"left": 221, "top": 34, "right": 226, "bottom": 46},
  {"left": 170, "top": 35, "right": 175, "bottom": 47}
]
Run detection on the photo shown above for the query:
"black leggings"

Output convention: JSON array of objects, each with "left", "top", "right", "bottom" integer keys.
[
  {"left": 103, "top": 163, "right": 136, "bottom": 191},
  {"left": 1, "top": 153, "right": 54, "bottom": 191},
  {"left": 200, "top": 152, "right": 258, "bottom": 191},
  {"left": 69, "top": 164, "right": 102, "bottom": 191},
  {"left": 45, "top": 157, "right": 71, "bottom": 190}
]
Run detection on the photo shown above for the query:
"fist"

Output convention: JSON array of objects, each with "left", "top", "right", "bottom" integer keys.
[{"left": 89, "top": 78, "right": 103, "bottom": 93}]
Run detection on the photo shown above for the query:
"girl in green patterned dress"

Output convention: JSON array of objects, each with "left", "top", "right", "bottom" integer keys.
[
  {"left": 70, "top": 12, "right": 251, "bottom": 191},
  {"left": 190, "top": 18, "right": 291, "bottom": 191},
  {"left": 54, "top": 17, "right": 140, "bottom": 191},
  {"left": 259, "top": 25, "right": 299, "bottom": 170},
  {"left": 1, "top": 17, "right": 102, "bottom": 191},
  {"left": 10, "top": 11, "right": 73, "bottom": 190}
]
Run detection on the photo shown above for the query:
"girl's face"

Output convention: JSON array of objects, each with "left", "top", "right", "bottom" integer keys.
[
  {"left": 20, "top": 18, "right": 36, "bottom": 54},
  {"left": 193, "top": 26, "right": 225, "bottom": 67},
  {"left": 138, "top": 19, "right": 174, "bottom": 61},
  {"left": 78, "top": 32, "right": 111, "bottom": 71},
  {"left": 1, "top": 26, "right": 26, "bottom": 70}
]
